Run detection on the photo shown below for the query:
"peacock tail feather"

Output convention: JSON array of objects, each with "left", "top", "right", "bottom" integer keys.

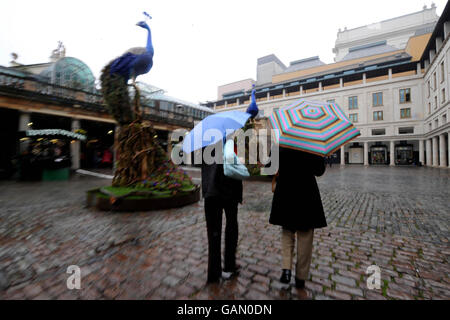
[{"left": 100, "top": 63, "right": 135, "bottom": 125}]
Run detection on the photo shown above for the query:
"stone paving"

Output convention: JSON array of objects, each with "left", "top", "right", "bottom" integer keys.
[{"left": 0, "top": 166, "right": 449, "bottom": 300}]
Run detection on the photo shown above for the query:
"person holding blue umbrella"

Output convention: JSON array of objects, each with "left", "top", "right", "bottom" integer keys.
[{"left": 183, "top": 86, "right": 258, "bottom": 284}]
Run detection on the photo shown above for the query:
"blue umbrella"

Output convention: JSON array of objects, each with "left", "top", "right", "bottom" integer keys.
[{"left": 182, "top": 111, "right": 251, "bottom": 153}]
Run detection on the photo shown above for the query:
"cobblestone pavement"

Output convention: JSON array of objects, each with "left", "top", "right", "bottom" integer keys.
[{"left": 0, "top": 166, "right": 448, "bottom": 300}]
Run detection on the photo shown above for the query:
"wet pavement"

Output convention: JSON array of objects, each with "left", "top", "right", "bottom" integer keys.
[{"left": 0, "top": 165, "right": 449, "bottom": 300}]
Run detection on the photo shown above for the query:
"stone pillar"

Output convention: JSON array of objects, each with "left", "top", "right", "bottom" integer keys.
[
  {"left": 340, "top": 146, "right": 345, "bottom": 165},
  {"left": 444, "top": 21, "right": 450, "bottom": 38},
  {"left": 113, "top": 125, "right": 119, "bottom": 172},
  {"left": 19, "top": 112, "right": 31, "bottom": 131},
  {"left": 388, "top": 68, "right": 392, "bottom": 80},
  {"left": 432, "top": 136, "right": 439, "bottom": 167},
  {"left": 71, "top": 119, "right": 81, "bottom": 170},
  {"left": 364, "top": 142, "right": 369, "bottom": 166},
  {"left": 19, "top": 112, "right": 31, "bottom": 153},
  {"left": 419, "top": 139, "right": 424, "bottom": 165},
  {"left": 416, "top": 63, "right": 422, "bottom": 75},
  {"left": 439, "top": 134, "right": 447, "bottom": 168},
  {"left": 339, "top": 78, "right": 343, "bottom": 88},
  {"left": 319, "top": 82, "right": 323, "bottom": 91},
  {"left": 426, "top": 138, "right": 432, "bottom": 166},
  {"left": 390, "top": 141, "right": 395, "bottom": 166},
  {"left": 266, "top": 92, "right": 270, "bottom": 100},
  {"left": 436, "top": 37, "right": 443, "bottom": 52},
  {"left": 282, "top": 89, "right": 286, "bottom": 98},
  {"left": 362, "top": 73, "right": 366, "bottom": 84},
  {"left": 300, "top": 86, "right": 303, "bottom": 95},
  {"left": 236, "top": 98, "right": 240, "bottom": 106},
  {"left": 448, "top": 132, "right": 450, "bottom": 168}
]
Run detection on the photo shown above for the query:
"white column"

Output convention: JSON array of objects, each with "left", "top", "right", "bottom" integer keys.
[
  {"left": 340, "top": 146, "right": 345, "bottom": 165},
  {"left": 432, "top": 136, "right": 439, "bottom": 167},
  {"left": 388, "top": 69, "right": 392, "bottom": 80},
  {"left": 266, "top": 92, "right": 270, "bottom": 100},
  {"left": 448, "top": 132, "right": 450, "bottom": 168},
  {"left": 417, "top": 63, "right": 422, "bottom": 75},
  {"left": 339, "top": 78, "right": 343, "bottom": 88},
  {"left": 319, "top": 82, "right": 323, "bottom": 91},
  {"left": 430, "top": 49, "right": 436, "bottom": 62},
  {"left": 364, "top": 142, "right": 369, "bottom": 166},
  {"left": 19, "top": 112, "right": 31, "bottom": 131},
  {"left": 439, "top": 134, "right": 447, "bottom": 168},
  {"left": 419, "top": 139, "right": 425, "bottom": 165},
  {"left": 426, "top": 139, "right": 432, "bottom": 166},
  {"left": 19, "top": 112, "right": 31, "bottom": 153},
  {"left": 436, "top": 37, "right": 443, "bottom": 52},
  {"left": 236, "top": 98, "right": 240, "bottom": 105},
  {"left": 390, "top": 141, "right": 395, "bottom": 166},
  {"left": 282, "top": 89, "right": 286, "bottom": 98},
  {"left": 362, "top": 73, "right": 366, "bottom": 84},
  {"left": 300, "top": 86, "right": 303, "bottom": 95},
  {"left": 71, "top": 119, "right": 81, "bottom": 170}
]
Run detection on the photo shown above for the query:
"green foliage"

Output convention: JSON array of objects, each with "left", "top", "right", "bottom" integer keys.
[{"left": 100, "top": 64, "right": 134, "bottom": 125}]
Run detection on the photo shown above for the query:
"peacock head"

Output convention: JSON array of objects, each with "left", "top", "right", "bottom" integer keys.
[{"left": 136, "top": 21, "right": 149, "bottom": 29}]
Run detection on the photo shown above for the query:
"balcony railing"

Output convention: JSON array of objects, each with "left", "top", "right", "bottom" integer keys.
[{"left": 0, "top": 71, "right": 198, "bottom": 128}]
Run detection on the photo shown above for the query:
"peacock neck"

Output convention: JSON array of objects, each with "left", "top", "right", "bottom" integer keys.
[
  {"left": 146, "top": 26, "right": 154, "bottom": 55},
  {"left": 251, "top": 89, "right": 256, "bottom": 103}
]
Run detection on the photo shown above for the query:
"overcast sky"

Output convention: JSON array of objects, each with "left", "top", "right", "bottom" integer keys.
[{"left": 0, "top": 0, "right": 447, "bottom": 104}]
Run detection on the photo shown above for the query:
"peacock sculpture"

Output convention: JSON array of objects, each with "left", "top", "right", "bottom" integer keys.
[
  {"left": 246, "top": 84, "right": 259, "bottom": 118},
  {"left": 242, "top": 84, "right": 261, "bottom": 176},
  {"left": 99, "top": 13, "right": 194, "bottom": 192}
]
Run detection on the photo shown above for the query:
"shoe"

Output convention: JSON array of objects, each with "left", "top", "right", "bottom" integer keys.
[
  {"left": 222, "top": 265, "right": 240, "bottom": 280},
  {"left": 295, "top": 278, "right": 305, "bottom": 289},
  {"left": 280, "top": 269, "right": 291, "bottom": 284}
]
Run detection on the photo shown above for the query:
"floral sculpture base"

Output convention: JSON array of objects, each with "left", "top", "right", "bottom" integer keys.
[{"left": 86, "top": 185, "right": 200, "bottom": 212}]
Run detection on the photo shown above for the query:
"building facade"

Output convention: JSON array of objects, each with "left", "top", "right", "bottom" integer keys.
[{"left": 204, "top": 4, "right": 450, "bottom": 168}]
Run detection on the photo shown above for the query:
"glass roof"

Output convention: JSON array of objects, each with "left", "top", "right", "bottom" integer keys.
[{"left": 40, "top": 57, "right": 95, "bottom": 92}]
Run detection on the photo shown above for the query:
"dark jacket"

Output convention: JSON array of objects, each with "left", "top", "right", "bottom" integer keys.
[
  {"left": 269, "top": 147, "right": 327, "bottom": 231},
  {"left": 201, "top": 147, "right": 243, "bottom": 204}
]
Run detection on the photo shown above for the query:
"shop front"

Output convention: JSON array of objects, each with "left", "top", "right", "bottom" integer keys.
[
  {"left": 395, "top": 144, "right": 414, "bottom": 165},
  {"left": 370, "top": 145, "right": 388, "bottom": 165}
]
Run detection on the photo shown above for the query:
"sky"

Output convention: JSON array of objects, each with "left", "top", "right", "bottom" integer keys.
[{"left": 0, "top": 0, "right": 447, "bottom": 104}]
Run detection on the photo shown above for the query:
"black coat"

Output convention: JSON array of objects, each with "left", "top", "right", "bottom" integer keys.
[
  {"left": 201, "top": 146, "right": 243, "bottom": 204},
  {"left": 269, "top": 148, "right": 327, "bottom": 231}
]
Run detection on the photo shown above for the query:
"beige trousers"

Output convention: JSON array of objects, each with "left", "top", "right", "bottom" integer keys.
[{"left": 281, "top": 228, "right": 314, "bottom": 280}]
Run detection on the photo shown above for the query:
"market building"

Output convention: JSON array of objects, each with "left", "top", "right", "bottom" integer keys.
[
  {"left": 203, "top": 4, "right": 450, "bottom": 168},
  {"left": 0, "top": 43, "right": 213, "bottom": 179}
]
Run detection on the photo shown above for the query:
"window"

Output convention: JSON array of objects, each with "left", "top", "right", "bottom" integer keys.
[
  {"left": 442, "top": 88, "right": 446, "bottom": 103},
  {"left": 400, "top": 108, "right": 411, "bottom": 119},
  {"left": 428, "top": 103, "right": 431, "bottom": 114},
  {"left": 349, "top": 113, "right": 358, "bottom": 123},
  {"left": 372, "top": 128, "right": 386, "bottom": 136},
  {"left": 348, "top": 96, "right": 358, "bottom": 109},
  {"left": 427, "top": 80, "right": 431, "bottom": 97},
  {"left": 399, "top": 89, "right": 411, "bottom": 103},
  {"left": 399, "top": 127, "right": 414, "bottom": 134},
  {"left": 435, "top": 96, "right": 438, "bottom": 109},
  {"left": 373, "top": 92, "right": 383, "bottom": 106},
  {"left": 373, "top": 111, "right": 383, "bottom": 121},
  {"left": 433, "top": 72, "right": 437, "bottom": 90},
  {"left": 327, "top": 99, "right": 335, "bottom": 103},
  {"left": 441, "top": 61, "right": 445, "bottom": 83}
]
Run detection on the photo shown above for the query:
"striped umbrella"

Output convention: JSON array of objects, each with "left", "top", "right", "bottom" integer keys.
[{"left": 268, "top": 99, "right": 360, "bottom": 156}]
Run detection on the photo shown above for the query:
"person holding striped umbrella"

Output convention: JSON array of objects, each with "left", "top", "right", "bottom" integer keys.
[{"left": 268, "top": 99, "right": 360, "bottom": 289}]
